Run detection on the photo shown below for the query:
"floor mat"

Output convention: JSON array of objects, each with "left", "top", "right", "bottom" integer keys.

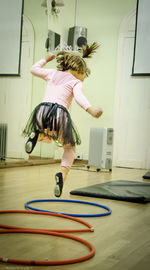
[
  {"left": 143, "top": 171, "right": 150, "bottom": 179},
  {"left": 70, "top": 180, "right": 150, "bottom": 203}
]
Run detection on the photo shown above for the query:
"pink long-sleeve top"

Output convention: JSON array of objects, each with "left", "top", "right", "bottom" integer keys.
[{"left": 30, "top": 59, "right": 91, "bottom": 111}]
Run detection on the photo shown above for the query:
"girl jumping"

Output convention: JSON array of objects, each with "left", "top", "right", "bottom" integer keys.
[{"left": 22, "top": 42, "right": 103, "bottom": 197}]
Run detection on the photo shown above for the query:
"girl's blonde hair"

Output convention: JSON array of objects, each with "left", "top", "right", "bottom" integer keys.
[{"left": 56, "top": 42, "right": 99, "bottom": 77}]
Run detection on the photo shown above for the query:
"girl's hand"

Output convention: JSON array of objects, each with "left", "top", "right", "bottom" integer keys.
[
  {"left": 45, "top": 54, "right": 56, "bottom": 63},
  {"left": 87, "top": 107, "right": 103, "bottom": 118},
  {"left": 93, "top": 108, "right": 103, "bottom": 118}
]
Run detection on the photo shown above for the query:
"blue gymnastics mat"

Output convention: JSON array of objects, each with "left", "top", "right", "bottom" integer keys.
[{"left": 70, "top": 180, "right": 150, "bottom": 203}]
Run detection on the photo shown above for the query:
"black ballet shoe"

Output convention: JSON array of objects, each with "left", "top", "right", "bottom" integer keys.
[
  {"left": 54, "top": 172, "right": 63, "bottom": 197},
  {"left": 25, "top": 131, "right": 39, "bottom": 154}
]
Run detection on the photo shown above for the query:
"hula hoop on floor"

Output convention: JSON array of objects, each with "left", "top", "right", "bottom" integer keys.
[
  {"left": 25, "top": 199, "right": 112, "bottom": 217},
  {"left": 0, "top": 210, "right": 94, "bottom": 233},
  {"left": 0, "top": 229, "right": 95, "bottom": 266}
]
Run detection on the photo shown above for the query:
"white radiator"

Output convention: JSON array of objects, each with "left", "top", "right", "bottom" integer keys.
[
  {"left": 88, "top": 127, "right": 113, "bottom": 171},
  {"left": 0, "top": 123, "right": 8, "bottom": 161}
]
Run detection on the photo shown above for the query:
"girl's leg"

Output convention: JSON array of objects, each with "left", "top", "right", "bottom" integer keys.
[
  {"left": 61, "top": 144, "right": 76, "bottom": 180},
  {"left": 54, "top": 144, "right": 76, "bottom": 197},
  {"left": 25, "top": 130, "right": 39, "bottom": 154},
  {"left": 25, "top": 106, "right": 45, "bottom": 154}
]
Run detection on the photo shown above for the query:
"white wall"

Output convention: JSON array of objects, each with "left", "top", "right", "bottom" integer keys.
[{"left": 1, "top": 0, "right": 138, "bottom": 160}]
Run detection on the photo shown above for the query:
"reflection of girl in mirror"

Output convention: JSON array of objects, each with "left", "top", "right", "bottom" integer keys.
[{"left": 22, "top": 42, "right": 103, "bottom": 197}]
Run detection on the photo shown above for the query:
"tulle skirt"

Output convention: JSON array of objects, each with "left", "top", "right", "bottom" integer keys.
[{"left": 22, "top": 102, "right": 81, "bottom": 146}]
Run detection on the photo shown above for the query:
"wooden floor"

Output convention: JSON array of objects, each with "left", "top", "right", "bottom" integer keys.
[{"left": 0, "top": 163, "right": 150, "bottom": 270}]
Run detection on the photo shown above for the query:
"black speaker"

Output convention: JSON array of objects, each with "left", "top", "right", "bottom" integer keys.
[
  {"left": 46, "top": 30, "right": 61, "bottom": 51},
  {"left": 68, "top": 26, "right": 87, "bottom": 51}
]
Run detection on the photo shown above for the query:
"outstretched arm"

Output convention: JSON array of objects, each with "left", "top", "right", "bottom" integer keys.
[
  {"left": 30, "top": 54, "right": 56, "bottom": 80},
  {"left": 73, "top": 81, "right": 103, "bottom": 118}
]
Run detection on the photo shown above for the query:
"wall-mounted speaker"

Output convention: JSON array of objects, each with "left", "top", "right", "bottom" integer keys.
[
  {"left": 68, "top": 26, "right": 87, "bottom": 51},
  {"left": 45, "top": 30, "right": 61, "bottom": 51}
]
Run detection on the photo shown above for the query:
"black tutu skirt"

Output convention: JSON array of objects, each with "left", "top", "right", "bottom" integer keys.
[{"left": 22, "top": 102, "right": 81, "bottom": 146}]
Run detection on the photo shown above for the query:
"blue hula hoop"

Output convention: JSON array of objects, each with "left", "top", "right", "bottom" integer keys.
[{"left": 25, "top": 199, "right": 112, "bottom": 218}]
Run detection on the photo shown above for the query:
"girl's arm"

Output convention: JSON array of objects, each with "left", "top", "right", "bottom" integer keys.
[
  {"left": 73, "top": 81, "right": 91, "bottom": 110},
  {"left": 73, "top": 82, "right": 103, "bottom": 118},
  {"left": 30, "top": 54, "right": 56, "bottom": 80}
]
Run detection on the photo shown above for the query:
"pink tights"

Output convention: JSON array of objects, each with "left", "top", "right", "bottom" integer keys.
[
  {"left": 61, "top": 144, "right": 76, "bottom": 169},
  {"left": 38, "top": 132, "right": 76, "bottom": 170}
]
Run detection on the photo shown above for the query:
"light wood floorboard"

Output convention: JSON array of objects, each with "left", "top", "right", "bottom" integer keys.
[{"left": 0, "top": 164, "right": 150, "bottom": 270}]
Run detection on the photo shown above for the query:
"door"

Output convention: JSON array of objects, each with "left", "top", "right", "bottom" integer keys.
[{"left": 114, "top": 12, "right": 150, "bottom": 169}]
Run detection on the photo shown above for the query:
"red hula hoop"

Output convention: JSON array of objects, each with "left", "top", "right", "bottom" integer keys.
[
  {"left": 0, "top": 229, "right": 95, "bottom": 266},
  {"left": 0, "top": 210, "right": 94, "bottom": 233}
]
